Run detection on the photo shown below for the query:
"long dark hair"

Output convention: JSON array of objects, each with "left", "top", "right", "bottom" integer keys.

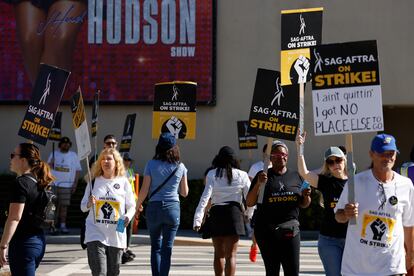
[
  {"left": 214, "top": 146, "right": 240, "bottom": 185},
  {"left": 19, "top": 143, "right": 55, "bottom": 188},
  {"left": 153, "top": 145, "right": 180, "bottom": 164}
]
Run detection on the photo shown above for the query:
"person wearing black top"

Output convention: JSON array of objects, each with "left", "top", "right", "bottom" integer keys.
[
  {"left": 0, "top": 143, "right": 55, "bottom": 275},
  {"left": 247, "top": 140, "right": 311, "bottom": 276},
  {"left": 296, "top": 132, "right": 348, "bottom": 276}
]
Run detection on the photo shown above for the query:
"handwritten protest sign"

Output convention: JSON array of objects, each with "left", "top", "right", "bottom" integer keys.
[{"left": 311, "top": 40, "right": 383, "bottom": 136}]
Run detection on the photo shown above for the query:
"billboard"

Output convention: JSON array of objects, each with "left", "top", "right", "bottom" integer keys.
[{"left": 0, "top": 0, "right": 215, "bottom": 104}]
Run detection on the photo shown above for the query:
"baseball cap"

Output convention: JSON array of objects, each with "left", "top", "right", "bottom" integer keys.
[
  {"left": 59, "top": 136, "right": 72, "bottom": 146},
  {"left": 157, "top": 132, "right": 176, "bottom": 151},
  {"left": 271, "top": 140, "right": 288, "bottom": 152},
  {"left": 324, "top": 146, "right": 346, "bottom": 160},
  {"left": 371, "top": 134, "right": 399, "bottom": 153},
  {"left": 122, "top": 152, "right": 133, "bottom": 161}
]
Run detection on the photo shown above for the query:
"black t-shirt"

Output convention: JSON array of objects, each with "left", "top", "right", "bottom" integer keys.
[
  {"left": 250, "top": 168, "right": 303, "bottom": 226},
  {"left": 9, "top": 174, "right": 43, "bottom": 237},
  {"left": 317, "top": 174, "right": 347, "bottom": 238}
]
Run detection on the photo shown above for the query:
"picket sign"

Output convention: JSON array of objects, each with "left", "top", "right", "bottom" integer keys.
[
  {"left": 248, "top": 149, "right": 253, "bottom": 169},
  {"left": 346, "top": 134, "right": 356, "bottom": 225},
  {"left": 133, "top": 173, "right": 140, "bottom": 234},
  {"left": 299, "top": 83, "right": 305, "bottom": 155},
  {"left": 85, "top": 158, "right": 96, "bottom": 224},
  {"left": 257, "top": 138, "right": 273, "bottom": 204}
]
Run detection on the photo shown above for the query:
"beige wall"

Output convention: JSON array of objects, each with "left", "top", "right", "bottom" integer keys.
[{"left": 1, "top": 0, "right": 413, "bottom": 178}]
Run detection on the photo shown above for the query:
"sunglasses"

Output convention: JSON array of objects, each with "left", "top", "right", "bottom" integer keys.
[
  {"left": 105, "top": 141, "right": 117, "bottom": 146},
  {"left": 271, "top": 153, "right": 288, "bottom": 158},
  {"left": 10, "top": 153, "right": 21, "bottom": 159},
  {"left": 377, "top": 183, "right": 386, "bottom": 210},
  {"left": 326, "top": 158, "right": 344, "bottom": 165}
]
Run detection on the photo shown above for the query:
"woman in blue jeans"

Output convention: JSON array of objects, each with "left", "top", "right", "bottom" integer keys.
[
  {"left": 136, "top": 132, "right": 189, "bottom": 276},
  {"left": 296, "top": 132, "right": 348, "bottom": 276},
  {"left": 0, "top": 143, "right": 55, "bottom": 275}
]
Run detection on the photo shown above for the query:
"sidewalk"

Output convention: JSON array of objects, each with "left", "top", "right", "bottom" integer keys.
[{"left": 45, "top": 228, "right": 319, "bottom": 246}]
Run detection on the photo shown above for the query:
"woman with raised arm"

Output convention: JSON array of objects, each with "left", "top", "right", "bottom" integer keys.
[{"left": 296, "top": 131, "right": 348, "bottom": 276}]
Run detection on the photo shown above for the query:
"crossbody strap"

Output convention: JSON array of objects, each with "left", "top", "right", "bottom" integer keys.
[
  {"left": 241, "top": 188, "right": 247, "bottom": 209},
  {"left": 23, "top": 174, "right": 38, "bottom": 184},
  {"left": 148, "top": 165, "right": 180, "bottom": 200}
]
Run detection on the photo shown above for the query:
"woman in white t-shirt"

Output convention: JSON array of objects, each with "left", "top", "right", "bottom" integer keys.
[
  {"left": 80, "top": 148, "right": 136, "bottom": 276},
  {"left": 193, "top": 146, "right": 250, "bottom": 276}
]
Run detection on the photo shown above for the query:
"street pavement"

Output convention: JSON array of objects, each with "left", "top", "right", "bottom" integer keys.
[
  {"left": 35, "top": 243, "right": 323, "bottom": 276},
  {"left": 1, "top": 230, "right": 324, "bottom": 275},
  {"left": 14, "top": 242, "right": 323, "bottom": 276}
]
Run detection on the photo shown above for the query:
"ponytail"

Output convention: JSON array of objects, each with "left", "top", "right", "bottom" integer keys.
[
  {"left": 19, "top": 143, "right": 55, "bottom": 188},
  {"left": 31, "top": 160, "right": 55, "bottom": 188}
]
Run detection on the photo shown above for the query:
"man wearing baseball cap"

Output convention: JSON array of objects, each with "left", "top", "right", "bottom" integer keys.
[
  {"left": 335, "top": 134, "right": 414, "bottom": 275},
  {"left": 48, "top": 136, "right": 82, "bottom": 234}
]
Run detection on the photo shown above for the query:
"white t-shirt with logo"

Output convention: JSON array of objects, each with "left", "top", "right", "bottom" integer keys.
[
  {"left": 335, "top": 169, "right": 414, "bottom": 276},
  {"left": 80, "top": 176, "right": 136, "bottom": 249},
  {"left": 48, "top": 151, "right": 81, "bottom": 188}
]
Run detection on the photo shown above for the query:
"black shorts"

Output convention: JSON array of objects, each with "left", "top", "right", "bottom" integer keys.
[{"left": 209, "top": 202, "right": 245, "bottom": 237}]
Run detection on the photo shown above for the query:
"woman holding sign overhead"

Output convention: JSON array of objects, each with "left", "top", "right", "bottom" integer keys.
[
  {"left": 80, "top": 148, "right": 136, "bottom": 276},
  {"left": 296, "top": 131, "right": 348, "bottom": 276},
  {"left": 246, "top": 140, "right": 311, "bottom": 276},
  {"left": 135, "top": 132, "right": 189, "bottom": 276}
]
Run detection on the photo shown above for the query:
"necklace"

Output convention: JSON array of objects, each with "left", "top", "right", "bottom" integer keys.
[{"left": 373, "top": 171, "right": 398, "bottom": 209}]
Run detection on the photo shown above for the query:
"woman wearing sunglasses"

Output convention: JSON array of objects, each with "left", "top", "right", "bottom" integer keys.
[
  {"left": 296, "top": 131, "right": 348, "bottom": 276},
  {"left": 247, "top": 140, "right": 311, "bottom": 276},
  {"left": 0, "top": 143, "right": 55, "bottom": 275}
]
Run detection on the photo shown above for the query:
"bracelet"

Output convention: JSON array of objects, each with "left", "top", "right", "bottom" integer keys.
[{"left": 0, "top": 244, "right": 8, "bottom": 250}]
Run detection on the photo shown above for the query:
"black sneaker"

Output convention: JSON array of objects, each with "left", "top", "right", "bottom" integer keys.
[
  {"left": 122, "top": 252, "right": 134, "bottom": 264},
  {"left": 126, "top": 249, "right": 136, "bottom": 258}
]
